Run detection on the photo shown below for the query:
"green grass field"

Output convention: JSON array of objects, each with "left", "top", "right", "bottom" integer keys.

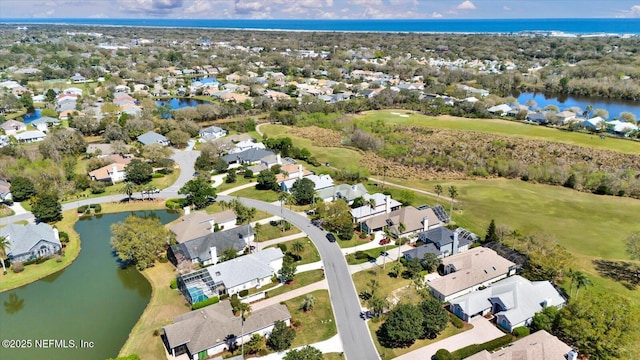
[
  {"left": 265, "top": 237, "right": 321, "bottom": 266},
  {"left": 284, "top": 290, "right": 337, "bottom": 348},
  {"left": 355, "top": 110, "right": 640, "bottom": 154},
  {"left": 266, "top": 270, "right": 325, "bottom": 298},
  {"left": 256, "top": 222, "right": 302, "bottom": 242}
]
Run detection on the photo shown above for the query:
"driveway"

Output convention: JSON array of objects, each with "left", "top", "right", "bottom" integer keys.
[
  {"left": 394, "top": 317, "right": 504, "bottom": 360},
  {"left": 218, "top": 195, "right": 380, "bottom": 360}
]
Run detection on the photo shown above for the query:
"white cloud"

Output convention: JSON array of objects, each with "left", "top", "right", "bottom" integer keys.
[
  {"left": 503, "top": 6, "right": 511, "bottom": 11},
  {"left": 431, "top": 11, "right": 443, "bottom": 18},
  {"left": 456, "top": 0, "right": 476, "bottom": 10},
  {"left": 632, "top": 5, "right": 640, "bottom": 15}
]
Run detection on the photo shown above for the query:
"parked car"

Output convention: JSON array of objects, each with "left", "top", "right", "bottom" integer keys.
[
  {"left": 380, "top": 251, "right": 389, "bottom": 257},
  {"left": 379, "top": 238, "right": 391, "bottom": 245},
  {"left": 326, "top": 232, "right": 337, "bottom": 243}
]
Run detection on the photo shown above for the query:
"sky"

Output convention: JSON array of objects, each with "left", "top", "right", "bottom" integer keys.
[{"left": 1, "top": 0, "right": 640, "bottom": 19}]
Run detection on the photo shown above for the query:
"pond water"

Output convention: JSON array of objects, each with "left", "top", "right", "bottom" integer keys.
[
  {"left": 512, "top": 91, "right": 640, "bottom": 120},
  {"left": 155, "top": 98, "right": 209, "bottom": 111},
  {"left": 0, "top": 210, "right": 179, "bottom": 360},
  {"left": 21, "top": 109, "right": 41, "bottom": 124}
]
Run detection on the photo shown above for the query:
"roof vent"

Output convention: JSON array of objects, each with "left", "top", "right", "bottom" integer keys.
[{"left": 215, "top": 271, "right": 221, "bottom": 276}]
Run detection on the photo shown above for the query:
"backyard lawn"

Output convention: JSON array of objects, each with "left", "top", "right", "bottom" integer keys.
[{"left": 356, "top": 110, "right": 640, "bottom": 154}]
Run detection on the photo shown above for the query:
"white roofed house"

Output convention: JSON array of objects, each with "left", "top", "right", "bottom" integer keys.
[
  {"left": 487, "top": 104, "right": 512, "bottom": 116},
  {"left": 0, "top": 223, "right": 62, "bottom": 263},
  {"left": 350, "top": 193, "right": 402, "bottom": 223},
  {"left": 199, "top": 125, "right": 227, "bottom": 142},
  {"left": 582, "top": 116, "right": 606, "bottom": 131},
  {"left": 555, "top": 110, "right": 577, "bottom": 125},
  {"left": 14, "top": 130, "right": 46, "bottom": 143},
  {"left": 449, "top": 275, "right": 565, "bottom": 332}
]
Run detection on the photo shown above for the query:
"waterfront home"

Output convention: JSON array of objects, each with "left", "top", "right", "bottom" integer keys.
[
  {"left": 361, "top": 206, "right": 442, "bottom": 239},
  {"left": 0, "top": 120, "right": 27, "bottom": 136},
  {"left": 175, "top": 248, "right": 284, "bottom": 303},
  {"left": 487, "top": 104, "right": 512, "bottom": 116},
  {"left": 428, "top": 247, "right": 517, "bottom": 302},
  {"left": 0, "top": 223, "right": 62, "bottom": 263},
  {"left": 88, "top": 163, "right": 128, "bottom": 184},
  {"left": 449, "top": 275, "right": 565, "bottom": 332},
  {"left": 465, "top": 330, "right": 575, "bottom": 360},
  {"left": 70, "top": 73, "right": 87, "bottom": 83},
  {"left": 137, "top": 131, "right": 170, "bottom": 146},
  {"left": 168, "top": 210, "right": 237, "bottom": 243},
  {"left": 582, "top": 116, "right": 606, "bottom": 130},
  {"left": 168, "top": 224, "right": 254, "bottom": 266},
  {"left": 163, "top": 301, "right": 291, "bottom": 360},
  {"left": 555, "top": 110, "right": 577, "bottom": 125}
]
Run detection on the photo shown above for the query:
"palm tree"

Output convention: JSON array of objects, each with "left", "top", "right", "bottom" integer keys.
[
  {"left": 434, "top": 184, "right": 443, "bottom": 200},
  {"left": 238, "top": 302, "right": 252, "bottom": 359},
  {"left": 448, "top": 186, "right": 458, "bottom": 219},
  {"left": 390, "top": 261, "right": 403, "bottom": 278},
  {"left": 123, "top": 182, "right": 135, "bottom": 202},
  {"left": 566, "top": 268, "right": 576, "bottom": 297},
  {"left": 278, "top": 191, "right": 289, "bottom": 232},
  {"left": 0, "top": 235, "right": 10, "bottom": 275},
  {"left": 300, "top": 294, "right": 316, "bottom": 312},
  {"left": 291, "top": 240, "right": 304, "bottom": 254},
  {"left": 381, "top": 165, "right": 390, "bottom": 190},
  {"left": 574, "top": 271, "right": 593, "bottom": 298}
]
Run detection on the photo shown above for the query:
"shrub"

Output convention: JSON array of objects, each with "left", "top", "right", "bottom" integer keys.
[
  {"left": 169, "top": 279, "right": 177, "bottom": 289},
  {"left": 449, "top": 313, "right": 465, "bottom": 329},
  {"left": 158, "top": 255, "right": 168, "bottom": 263},
  {"left": 220, "top": 293, "right": 229, "bottom": 300},
  {"left": 90, "top": 181, "right": 106, "bottom": 194},
  {"left": 355, "top": 251, "right": 369, "bottom": 260},
  {"left": 59, "top": 231, "right": 70, "bottom": 243},
  {"left": 90, "top": 203, "right": 102, "bottom": 213},
  {"left": 191, "top": 296, "right": 220, "bottom": 310},
  {"left": 78, "top": 205, "right": 89, "bottom": 213},
  {"left": 55, "top": 255, "right": 62, "bottom": 263},
  {"left": 512, "top": 326, "right": 530, "bottom": 338},
  {"left": 239, "top": 289, "right": 249, "bottom": 297},
  {"left": 277, "top": 244, "right": 288, "bottom": 253},
  {"left": 433, "top": 349, "right": 454, "bottom": 360},
  {"left": 11, "top": 262, "right": 24, "bottom": 273},
  {"left": 165, "top": 198, "right": 186, "bottom": 210},
  {"left": 243, "top": 169, "right": 254, "bottom": 178},
  {"left": 359, "top": 231, "right": 368, "bottom": 239},
  {"left": 452, "top": 334, "right": 514, "bottom": 359},
  {"left": 152, "top": 329, "right": 161, "bottom": 337},
  {"left": 151, "top": 173, "right": 164, "bottom": 178}
]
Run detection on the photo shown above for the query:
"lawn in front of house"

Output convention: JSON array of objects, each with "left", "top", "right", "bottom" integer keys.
[
  {"left": 352, "top": 268, "right": 412, "bottom": 307},
  {"left": 117, "top": 261, "right": 190, "bottom": 359},
  {"left": 231, "top": 186, "right": 280, "bottom": 202},
  {"left": 284, "top": 290, "right": 337, "bottom": 348},
  {"left": 265, "top": 237, "right": 321, "bottom": 266},
  {"left": 255, "top": 221, "right": 302, "bottom": 242},
  {"left": 346, "top": 245, "right": 399, "bottom": 265},
  {"left": 266, "top": 270, "right": 325, "bottom": 298},
  {"left": 215, "top": 175, "right": 255, "bottom": 192}
]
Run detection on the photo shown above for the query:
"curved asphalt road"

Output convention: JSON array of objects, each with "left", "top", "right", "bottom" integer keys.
[
  {"left": 2, "top": 148, "right": 379, "bottom": 359},
  {"left": 218, "top": 195, "right": 379, "bottom": 360}
]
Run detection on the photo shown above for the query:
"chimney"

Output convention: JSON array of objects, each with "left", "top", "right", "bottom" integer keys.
[
  {"left": 385, "top": 195, "right": 391, "bottom": 214},
  {"left": 453, "top": 232, "right": 459, "bottom": 255},
  {"left": 423, "top": 216, "right": 428, "bottom": 232},
  {"left": 276, "top": 153, "right": 282, "bottom": 165},
  {"left": 210, "top": 247, "right": 218, "bottom": 265},
  {"left": 111, "top": 164, "right": 118, "bottom": 175},
  {"left": 298, "top": 164, "right": 303, "bottom": 179},
  {"left": 209, "top": 219, "right": 216, "bottom": 233},
  {"left": 183, "top": 206, "right": 191, "bottom": 215}
]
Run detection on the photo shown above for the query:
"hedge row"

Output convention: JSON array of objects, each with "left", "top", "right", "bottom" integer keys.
[
  {"left": 451, "top": 334, "right": 514, "bottom": 359},
  {"left": 192, "top": 296, "right": 220, "bottom": 310},
  {"left": 77, "top": 204, "right": 102, "bottom": 214},
  {"left": 448, "top": 313, "right": 465, "bottom": 329}
]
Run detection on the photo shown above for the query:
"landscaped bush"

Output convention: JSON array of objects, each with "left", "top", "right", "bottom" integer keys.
[
  {"left": 512, "top": 326, "right": 530, "bottom": 338},
  {"left": 277, "top": 244, "right": 288, "bottom": 253},
  {"left": 169, "top": 279, "right": 177, "bottom": 289},
  {"left": 220, "top": 293, "right": 229, "bottom": 300},
  {"left": 151, "top": 173, "right": 164, "bottom": 178},
  {"left": 77, "top": 205, "right": 89, "bottom": 213},
  {"left": 449, "top": 313, "right": 465, "bottom": 329},
  {"left": 359, "top": 231, "right": 368, "bottom": 239},
  {"left": 11, "top": 262, "right": 24, "bottom": 273},
  {"left": 354, "top": 251, "right": 369, "bottom": 260},
  {"left": 90, "top": 203, "right": 102, "bottom": 213},
  {"left": 59, "top": 231, "right": 70, "bottom": 243},
  {"left": 433, "top": 349, "right": 454, "bottom": 360},
  {"left": 165, "top": 198, "right": 186, "bottom": 209},
  {"left": 191, "top": 296, "right": 220, "bottom": 310},
  {"left": 158, "top": 255, "right": 168, "bottom": 263},
  {"left": 451, "top": 334, "right": 514, "bottom": 359},
  {"left": 239, "top": 289, "right": 249, "bottom": 297},
  {"left": 90, "top": 181, "right": 106, "bottom": 194}
]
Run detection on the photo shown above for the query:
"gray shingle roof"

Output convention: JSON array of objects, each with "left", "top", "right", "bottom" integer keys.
[
  {"left": 222, "top": 148, "right": 275, "bottom": 164},
  {"left": 170, "top": 224, "right": 253, "bottom": 264},
  {"left": 0, "top": 223, "right": 61, "bottom": 258},
  {"left": 206, "top": 247, "right": 283, "bottom": 289},
  {"left": 137, "top": 131, "right": 168, "bottom": 145}
]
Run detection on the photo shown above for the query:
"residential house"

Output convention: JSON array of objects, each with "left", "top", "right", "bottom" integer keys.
[
  {"left": 63, "top": 87, "right": 83, "bottom": 96},
  {"left": 465, "top": 330, "right": 575, "bottom": 360},
  {"left": 168, "top": 224, "right": 255, "bottom": 266},
  {"left": 86, "top": 143, "right": 132, "bottom": 157},
  {"left": 403, "top": 227, "right": 471, "bottom": 260},
  {"left": 0, "top": 135, "right": 9, "bottom": 148},
  {"left": 0, "top": 223, "right": 62, "bottom": 263},
  {"left": 333, "top": 183, "right": 369, "bottom": 204},
  {"left": 229, "top": 140, "right": 266, "bottom": 153},
  {"left": 0, "top": 178, "right": 11, "bottom": 202},
  {"left": 163, "top": 301, "right": 291, "bottom": 360},
  {"left": 555, "top": 110, "right": 577, "bottom": 125},
  {"left": 199, "top": 125, "right": 227, "bottom": 142},
  {"left": 70, "top": 73, "right": 87, "bottom": 83},
  {"left": 14, "top": 130, "right": 46, "bottom": 143},
  {"left": 428, "top": 247, "right": 517, "bottom": 302},
  {"left": 247, "top": 153, "right": 282, "bottom": 173},
  {"left": 222, "top": 148, "right": 275, "bottom": 166},
  {"left": 89, "top": 163, "right": 128, "bottom": 184},
  {"left": 275, "top": 163, "right": 313, "bottom": 183},
  {"left": 1, "top": 120, "right": 27, "bottom": 136},
  {"left": 175, "top": 248, "right": 284, "bottom": 303},
  {"left": 30, "top": 116, "right": 60, "bottom": 133},
  {"left": 350, "top": 193, "right": 402, "bottom": 223},
  {"left": 361, "top": 206, "right": 442, "bottom": 239},
  {"left": 607, "top": 120, "right": 638, "bottom": 135},
  {"left": 449, "top": 275, "right": 565, "bottom": 332},
  {"left": 487, "top": 104, "right": 512, "bottom": 116},
  {"left": 169, "top": 210, "right": 237, "bottom": 243},
  {"left": 282, "top": 174, "right": 334, "bottom": 194},
  {"left": 582, "top": 116, "right": 605, "bottom": 130},
  {"left": 137, "top": 131, "right": 170, "bottom": 146},
  {"left": 525, "top": 111, "right": 551, "bottom": 124}
]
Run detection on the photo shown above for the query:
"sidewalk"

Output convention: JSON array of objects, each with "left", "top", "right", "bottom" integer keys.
[
  {"left": 250, "top": 279, "right": 328, "bottom": 311},
  {"left": 296, "top": 261, "right": 324, "bottom": 273},
  {"left": 8, "top": 202, "right": 29, "bottom": 216},
  {"left": 394, "top": 317, "right": 504, "bottom": 360},
  {"left": 348, "top": 244, "right": 413, "bottom": 274},
  {"left": 211, "top": 174, "right": 226, "bottom": 188}
]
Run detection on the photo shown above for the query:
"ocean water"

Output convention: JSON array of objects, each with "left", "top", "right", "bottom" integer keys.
[{"left": 1, "top": 18, "right": 639, "bottom": 34}]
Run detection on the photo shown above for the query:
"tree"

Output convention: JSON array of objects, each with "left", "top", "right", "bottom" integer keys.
[
  {"left": 316, "top": 199, "right": 354, "bottom": 240},
  {"left": 531, "top": 305, "right": 560, "bottom": 332},
  {"left": 257, "top": 169, "right": 278, "bottom": 190},
  {"left": 420, "top": 299, "right": 449, "bottom": 338},
  {"left": 165, "top": 129, "right": 190, "bottom": 148},
  {"left": 244, "top": 334, "right": 263, "bottom": 355},
  {"left": 390, "top": 261, "right": 403, "bottom": 278},
  {"left": 226, "top": 171, "right": 237, "bottom": 183},
  {"left": 238, "top": 302, "right": 252, "bottom": 358},
  {"left": 521, "top": 233, "right": 570, "bottom": 282},
  {"left": 448, "top": 186, "right": 458, "bottom": 219},
  {"left": 283, "top": 346, "right": 323, "bottom": 360},
  {"left": 19, "top": 92, "right": 35, "bottom": 113},
  {"left": 291, "top": 240, "right": 304, "bottom": 254},
  {"left": 279, "top": 256, "right": 297, "bottom": 283},
  {"left": 9, "top": 176, "right": 35, "bottom": 202},
  {"left": 557, "top": 292, "right": 640, "bottom": 359},
  {"left": 434, "top": 184, "right": 443, "bottom": 199},
  {"left": 110, "top": 215, "right": 174, "bottom": 270},
  {"left": 291, "top": 177, "right": 315, "bottom": 205},
  {"left": 123, "top": 182, "right": 136, "bottom": 201},
  {"left": 484, "top": 219, "right": 499, "bottom": 243},
  {"left": 221, "top": 248, "right": 239, "bottom": 262},
  {"left": 593, "top": 108, "right": 609, "bottom": 120},
  {"left": 433, "top": 349, "right": 454, "bottom": 360},
  {"left": 125, "top": 159, "right": 153, "bottom": 185},
  {"left": 573, "top": 271, "right": 593, "bottom": 298},
  {"left": 368, "top": 296, "right": 388, "bottom": 317},
  {"left": 300, "top": 294, "right": 316, "bottom": 312},
  {"left": 0, "top": 235, "right": 10, "bottom": 274},
  {"left": 626, "top": 231, "right": 640, "bottom": 260},
  {"left": 620, "top": 112, "right": 636, "bottom": 124},
  {"left": 266, "top": 320, "right": 296, "bottom": 351},
  {"left": 38, "top": 128, "right": 87, "bottom": 161},
  {"left": 31, "top": 193, "right": 62, "bottom": 223},
  {"left": 420, "top": 252, "right": 439, "bottom": 273},
  {"left": 178, "top": 178, "right": 216, "bottom": 209},
  {"left": 377, "top": 303, "right": 424, "bottom": 348}
]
